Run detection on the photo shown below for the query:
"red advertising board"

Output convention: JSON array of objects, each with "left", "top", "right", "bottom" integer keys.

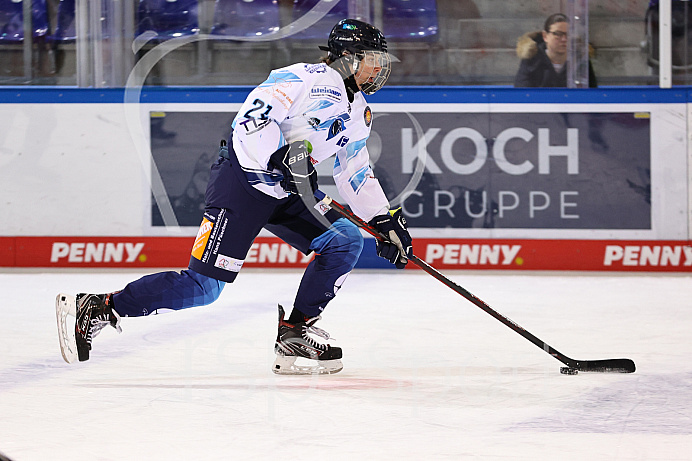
[
  {"left": 1, "top": 237, "right": 690, "bottom": 272},
  {"left": 0, "top": 237, "right": 313, "bottom": 269},
  {"left": 414, "top": 238, "right": 692, "bottom": 272}
]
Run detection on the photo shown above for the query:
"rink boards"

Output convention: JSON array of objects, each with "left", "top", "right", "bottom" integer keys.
[{"left": 0, "top": 87, "right": 690, "bottom": 271}]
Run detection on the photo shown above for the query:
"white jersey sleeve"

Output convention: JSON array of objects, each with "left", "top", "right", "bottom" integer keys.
[
  {"left": 232, "top": 67, "right": 307, "bottom": 172},
  {"left": 333, "top": 137, "right": 389, "bottom": 222}
]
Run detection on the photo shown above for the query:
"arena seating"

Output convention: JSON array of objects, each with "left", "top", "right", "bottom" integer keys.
[
  {"left": 137, "top": 0, "right": 199, "bottom": 39},
  {"left": 0, "top": 0, "right": 49, "bottom": 42},
  {"left": 211, "top": 0, "right": 280, "bottom": 38}
]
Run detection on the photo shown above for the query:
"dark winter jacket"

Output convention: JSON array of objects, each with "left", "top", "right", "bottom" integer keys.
[{"left": 513, "top": 31, "right": 597, "bottom": 88}]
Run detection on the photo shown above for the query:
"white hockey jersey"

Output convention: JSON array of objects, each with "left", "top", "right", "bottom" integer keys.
[{"left": 231, "top": 62, "right": 390, "bottom": 222}]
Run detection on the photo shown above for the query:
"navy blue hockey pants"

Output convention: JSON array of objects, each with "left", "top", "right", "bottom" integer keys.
[
  {"left": 111, "top": 218, "right": 362, "bottom": 318},
  {"left": 111, "top": 157, "right": 363, "bottom": 319}
]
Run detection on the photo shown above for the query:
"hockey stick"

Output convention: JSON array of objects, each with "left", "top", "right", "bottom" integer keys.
[{"left": 315, "top": 191, "right": 635, "bottom": 374}]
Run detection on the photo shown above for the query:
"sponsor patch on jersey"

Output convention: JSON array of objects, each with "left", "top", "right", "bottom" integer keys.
[
  {"left": 214, "top": 254, "right": 244, "bottom": 272},
  {"left": 310, "top": 85, "right": 342, "bottom": 102},
  {"left": 313, "top": 201, "right": 331, "bottom": 216},
  {"left": 307, "top": 117, "right": 321, "bottom": 128},
  {"left": 237, "top": 117, "right": 270, "bottom": 135},
  {"left": 304, "top": 63, "right": 327, "bottom": 74},
  {"left": 364, "top": 106, "right": 372, "bottom": 127},
  {"left": 191, "top": 217, "right": 214, "bottom": 260}
]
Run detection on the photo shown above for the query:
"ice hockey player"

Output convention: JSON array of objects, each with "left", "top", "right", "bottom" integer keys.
[{"left": 56, "top": 19, "right": 413, "bottom": 375}]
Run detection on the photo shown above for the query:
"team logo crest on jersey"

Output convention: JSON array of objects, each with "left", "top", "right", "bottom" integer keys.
[
  {"left": 327, "top": 118, "right": 344, "bottom": 140},
  {"left": 364, "top": 106, "right": 372, "bottom": 127},
  {"left": 326, "top": 114, "right": 350, "bottom": 140}
]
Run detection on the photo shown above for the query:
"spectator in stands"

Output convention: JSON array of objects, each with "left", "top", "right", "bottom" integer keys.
[{"left": 514, "top": 13, "right": 597, "bottom": 88}]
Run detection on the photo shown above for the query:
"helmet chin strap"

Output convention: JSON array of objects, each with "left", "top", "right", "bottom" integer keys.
[{"left": 342, "top": 75, "right": 360, "bottom": 103}]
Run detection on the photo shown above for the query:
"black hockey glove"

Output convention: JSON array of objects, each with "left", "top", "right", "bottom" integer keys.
[
  {"left": 369, "top": 208, "right": 413, "bottom": 269},
  {"left": 268, "top": 140, "right": 318, "bottom": 196}
]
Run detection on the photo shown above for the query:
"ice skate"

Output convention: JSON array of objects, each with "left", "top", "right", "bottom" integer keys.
[
  {"left": 272, "top": 305, "right": 343, "bottom": 375},
  {"left": 55, "top": 293, "right": 121, "bottom": 363}
]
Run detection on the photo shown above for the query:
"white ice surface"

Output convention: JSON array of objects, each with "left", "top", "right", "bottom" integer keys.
[{"left": 1, "top": 268, "right": 691, "bottom": 460}]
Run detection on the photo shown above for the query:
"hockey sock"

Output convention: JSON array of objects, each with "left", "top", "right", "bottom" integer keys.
[
  {"left": 111, "top": 269, "right": 225, "bottom": 317},
  {"left": 287, "top": 308, "right": 310, "bottom": 324}
]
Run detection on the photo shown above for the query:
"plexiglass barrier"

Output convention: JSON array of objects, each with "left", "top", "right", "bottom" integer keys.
[{"left": 0, "top": 0, "right": 687, "bottom": 87}]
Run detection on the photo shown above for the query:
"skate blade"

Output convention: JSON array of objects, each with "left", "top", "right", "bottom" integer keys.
[
  {"left": 272, "top": 355, "right": 343, "bottom": 375},
  {"left": 55, "top": 293, "right": 78, "bottom": 364}
]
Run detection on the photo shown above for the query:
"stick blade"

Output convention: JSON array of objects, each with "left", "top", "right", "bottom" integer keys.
[{"left": 576, "top": 358, "right": 635, "bottom": 373}]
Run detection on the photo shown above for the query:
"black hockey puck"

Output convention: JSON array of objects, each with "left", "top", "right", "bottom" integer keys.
[{"left": 560, "top": 367, "right": 578, "bottom": 375}]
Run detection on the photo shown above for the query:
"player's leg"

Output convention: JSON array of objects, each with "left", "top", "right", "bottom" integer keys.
[
  {"left": 58, "top": 196, "right": 277, "bottom": 363},
  {"left": 56, "top": 149, "right": 281, "bottom": 363},
  {"left": 292, "top": 217, "right": 363, "bottom": 318},
  {"left": 95, "top": 198, "right": 269, "bottom": 321},
  {"left": 58, "top": 265, "right": 227, "bottom": 364},
  {"left": 266, "top": 195, "right": 364, "bottom": 317},
  {"left": 265, "top": 196, "right": 363, "bottom": 374},
  {"left": 111, "top": 268, "right": 225, "bottom": 317}
]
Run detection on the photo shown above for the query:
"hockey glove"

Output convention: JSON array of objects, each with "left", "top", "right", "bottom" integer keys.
[
  {"left": 369, "top": 208, "right": 413, "bottom": 269},
  {"left": 268, "top": 140, "right": 318, "bottom": 196}
]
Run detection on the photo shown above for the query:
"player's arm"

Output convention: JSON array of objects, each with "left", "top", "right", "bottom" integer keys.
[
  {"left": 332, "top": 142, "right": 389, "bottom": 221},
  {"left": 232, "top": 68, "right": 307, "bottom": 170},
  {"left": 333, "top": 143, "right": 412, "bottom": 268}
]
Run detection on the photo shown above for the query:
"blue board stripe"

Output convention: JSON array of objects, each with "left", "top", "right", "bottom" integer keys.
[{"left": 0, "top": 86, "right": 688, "bottom": 104}]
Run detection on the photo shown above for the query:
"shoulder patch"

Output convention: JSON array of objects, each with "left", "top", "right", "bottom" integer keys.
[{"left": 364, "top": 106, "right": 372, "bottom": 127}]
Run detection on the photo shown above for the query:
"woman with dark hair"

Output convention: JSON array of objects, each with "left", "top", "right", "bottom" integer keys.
[{"left": 514, "top": 13, "right": 597, "bottom": 87}]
